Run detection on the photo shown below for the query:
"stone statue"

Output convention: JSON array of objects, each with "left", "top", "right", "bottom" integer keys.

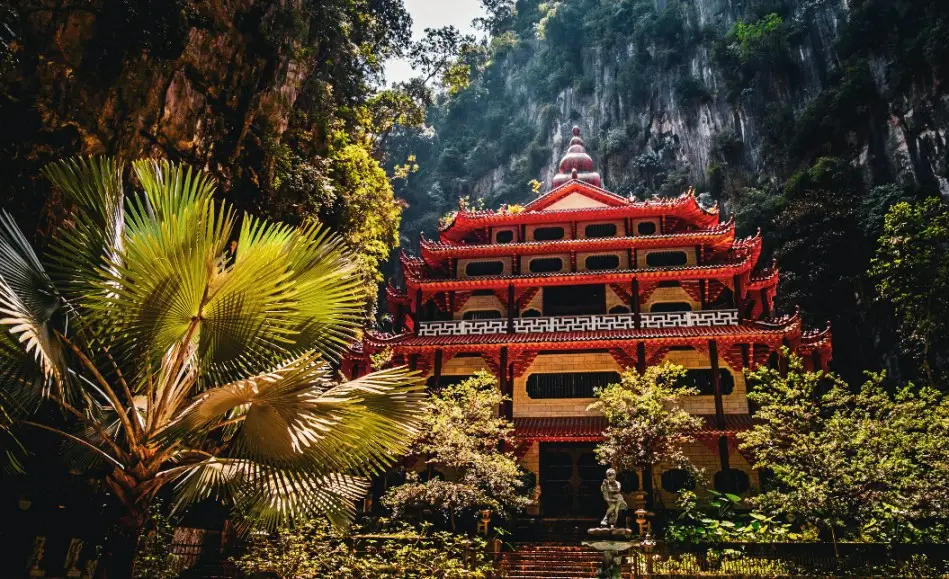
[{"left": 600, "top": 468, "right": 627, "bottom": 528}]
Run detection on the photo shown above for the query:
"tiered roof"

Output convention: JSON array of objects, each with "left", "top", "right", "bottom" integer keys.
[{"left": 368, "top": 125, "right": 831, "bottom": 374}]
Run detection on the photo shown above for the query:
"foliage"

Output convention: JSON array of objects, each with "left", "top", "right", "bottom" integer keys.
[
  {"left": 132, "top": 501, "right": 181, "bottom": 579},
  {"left": 588, "top": 364, "right": 701, "bottom": 476},
  {"left": 665, "top": 491, "right": 813, "bottom": 544},
  {"left": 234, "top": 518, "right": 493, "bottom": 578},
  {"left": 383, "top": 372, "right": 531, "bottom": 525},
  {"left": 871, "top": 198, "right": 949, "bottom": 386},
  {"left": 740, "top": 353, "right": 949, "bottom": 543},
  {"left": 0, "top": 157, "right": 425, "bottom": 572},
  {"left": 731, "top": 14, "right": 785, "bottom": 65}
]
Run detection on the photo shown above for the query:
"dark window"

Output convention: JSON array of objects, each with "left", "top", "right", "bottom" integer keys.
[
  {"left": 637, "top": 221, "right": 657, "bottom": 235},
  {"left": 585, "top": 254, "right": 621, "bottom": 271},
  {"left": 526, "top": 371, "right": 621, "bottom": 399},
  {"left": 496, "top": 230, "right": 514, "bottom": 244},
  {"left": 714, "top": 469, "right": 751, "bottom": 494},
  {"left": 521, "top": 309, "right": 542, "bottom": 318},
  {"left": 543, "top": 284, "right": 606, "bottom": 316},
  {"left": 658, "top": 280, "right": 681, "bottom": 288},
  {"left": 462, "top": 309, "right": 502, "bottom": 320},
  {"left": 645, "top": 251, "right": 688, "bottom": 267},
  {"left": 661, "top": 469, "right": 696, "bottom": 493},
  {"left": 454, "top": 352, "right": 481, "bottom": 358},
  {"left": 425, "top": 375, "right": 472, "bottom": 391},
  {"left": 682, "top": 369, "right": 735, "bottom": 396},
  {"left": 533, "top": 226, "right": 566, "bottom": 241},
  {"left": 608, "top": 305, "right": 630, "bottom": 314},
  {"left": 585, "top": 223, "right": 617, "bottom": 238},
  {"left": 472, "top": 289, "right": 495, "bottom": 296},
  {"left": 465, "top": 261, "right": 504, "bottom": 276},
  {"left": 529, "top": 257, "right": 564, "bottom": 273},
  {"left": 650, "top": 302, "right": 692, "bottom": 313}
]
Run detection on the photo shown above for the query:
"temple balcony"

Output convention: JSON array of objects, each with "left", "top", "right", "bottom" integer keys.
[{"left": 416, "top": 309, "right": 740, "bottom": 337}]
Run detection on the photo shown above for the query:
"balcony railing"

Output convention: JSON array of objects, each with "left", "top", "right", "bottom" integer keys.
[{"left": 416, "top": 310, "right": 739, "bottom": 337}]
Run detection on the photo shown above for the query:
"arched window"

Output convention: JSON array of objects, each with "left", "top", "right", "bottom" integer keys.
[
  {"left": 529, "top": 257, "right": 564, "bottom": 273},
  {"left": 682, "top": 369, "right": 735, "bottom": 395},
  {"left": 714, "top": 469, "right": 751, "bottom": 494},
  {"left": 585, "top": 254, "right": 621, "bottom": 271},
  {"left": 526, "top": 371, "right": 621, "bottom": 399},
  {"left": 608, "top": 305, "right": 630, "bottom": 314},
  {"left": 645, "top": 251, "right": 688, "bottom": 267},
  {"left": 658, "top": 280, "right": 681, "bottom": 288},
  {"left": 533, "top": 226, "right": 565, "bottom": 241},
  {"left": 462, "top": 309, "right": 502, "bottom": 320},
  {"left": 650, "top": 302, "right": 692, "bottom": 313},
  {"left": 661, "top": 469, "right": 696, "bottom": 493},
  {"left": 584, "top": 223, "right": 617, "bottom": 238},
  {"left": 637, "top": 221, "right": 657, "bottom": 235},
  {"left": 465, "top": 261, "right": 504, "bottom": 276},
  {"left": 495, "top": 230, "right": 515, "bottom": 243},
  {"left": 521, "top": 309, "right": 542, "bottom": 318}
]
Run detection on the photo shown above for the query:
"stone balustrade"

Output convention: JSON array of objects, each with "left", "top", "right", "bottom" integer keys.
[{"left": 416, "top": 310, "right": 739, "bottom": 336}]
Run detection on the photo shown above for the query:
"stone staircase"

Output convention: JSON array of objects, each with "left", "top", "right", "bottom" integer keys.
[{"left": 500, "top": 543, "right": 612, "bottom": 579}]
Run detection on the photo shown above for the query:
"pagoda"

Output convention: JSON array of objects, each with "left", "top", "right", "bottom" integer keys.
[{"left": 348, "top": 127, "right": 831, "bottom": 515}]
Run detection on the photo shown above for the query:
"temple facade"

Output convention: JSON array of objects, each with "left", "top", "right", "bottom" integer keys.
[{"left": 348, "top": 127, "right": 832, "bottom": 517}]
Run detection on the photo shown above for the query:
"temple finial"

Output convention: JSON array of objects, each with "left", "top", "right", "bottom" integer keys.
[{"left": 552, "top": 124, "right": 602, "bottom": 188}]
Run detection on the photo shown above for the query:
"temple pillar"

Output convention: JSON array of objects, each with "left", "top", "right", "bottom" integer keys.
[
  {"left": 409, "top": 353, "right": 418, "bottom": 372},
  {"left": 717, "top": 436, "right": 732, "bottom": 492},
  {"left": 734, "top": 275, "right": 744, "bottom": 321},
  {"left": 631, "top": 278, "right": 641, "bottom": 329},
  {"left": 636, "top": 342, "right": 646, "bottom": 374},
  {"left": 507, "top": 284, "right": 515, "bottom": 333},
  {"left": 433, "top": 349, "right": 443, "bottom": 390},
  {"left": 415, "top": 289, "right": 424, "bottom": 324},
  {"left": 709, "top": 340, "right": 725, "bottom": 429},
  {"left": 499, "top": 347, "right": 512, "bottom": 419},
  {"left": 761, "top": 288, "right": 771, "bottom": 318}
]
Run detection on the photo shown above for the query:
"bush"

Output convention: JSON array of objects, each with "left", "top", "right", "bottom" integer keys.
[{"left": 234, "top": 519, "right": 494, "bottom": 578}]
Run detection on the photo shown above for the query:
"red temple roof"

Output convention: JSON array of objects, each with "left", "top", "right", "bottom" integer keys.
[
  {"left": 439, "top": 188, "right": 720, "bottom": 242},
  {"left": 404, "top": 254, "right": 758, "bottom": 292},
  {"left": 419, "top": 219, "right": 737, "bottom": 265},
  {"left": 513, "top": 414, "right": 753, "bottom": 442},
  {"left": 364, "top": 316, "right": 807, "bottom": 354}
]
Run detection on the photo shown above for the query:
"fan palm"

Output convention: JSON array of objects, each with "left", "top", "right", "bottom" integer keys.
[{"left": 0, "top": 157, "right": 424, "bottom": 576}]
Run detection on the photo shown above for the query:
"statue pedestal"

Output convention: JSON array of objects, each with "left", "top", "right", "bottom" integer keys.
[
  {"left": 582, "top": 533, "right": 635, "bottom": 579},
  {"left": 586, "top": 526, "right": 634, "bottom": 539}
]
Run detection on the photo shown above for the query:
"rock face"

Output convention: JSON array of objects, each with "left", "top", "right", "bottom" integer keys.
[
  {"left": 1, "top": 0, "right": 315, "bottom": 236},
  {"left": 444, "top": 0, "right": 948, "bottom": 205}
]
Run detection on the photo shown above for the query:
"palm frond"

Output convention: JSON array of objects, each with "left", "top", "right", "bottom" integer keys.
[
  {"left": 42, "top": 157, "right": 125, "bottom": 305},
  {"left": 132, "top": 159, "right": 216, "bottom": 220},
  {"left": 165, "top": 354, "right": 424, "bottom": 477},
  {"left": 171, "top": 458, "right": 369, "bottom": 530},
  {"left": 0, "top": 211, "right": 67, "bottom": 391},
  {"left": 283, "top": 221, "right": 368, "bottom": 362}
]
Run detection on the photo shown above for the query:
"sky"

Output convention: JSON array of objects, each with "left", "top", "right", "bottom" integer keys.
[{"left": 384, "top": 0, "right": 487, "bottom": 86}]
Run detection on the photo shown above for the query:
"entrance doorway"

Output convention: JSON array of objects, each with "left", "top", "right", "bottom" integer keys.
[{"left": 539, "top": 443, "right": 607, "bottom": 517}]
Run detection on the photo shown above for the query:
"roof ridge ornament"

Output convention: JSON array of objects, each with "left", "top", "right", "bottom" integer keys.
[{"left": 552, "top": 126, "right": 602, "bottom": 189}]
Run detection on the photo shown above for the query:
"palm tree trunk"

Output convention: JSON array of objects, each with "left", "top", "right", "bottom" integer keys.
[
  {"left": 96, "top": 471, "right": 154, "bottom": 578},
  {"left": 99, "top": 519, "right": 144, "bottom": 578}
]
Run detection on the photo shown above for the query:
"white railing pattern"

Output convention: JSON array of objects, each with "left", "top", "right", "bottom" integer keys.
[{"left": 416, "top": 310, "right": 739, "bottom": 336}]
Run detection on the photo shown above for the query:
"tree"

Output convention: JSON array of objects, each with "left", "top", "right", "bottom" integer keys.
[
  {"left": 587, "top": 364, "right": 701, "bottom": 504},
  {"left": 871, "top": 197, "right": 949, "bottom": 385},
  {"left": 740, "top": 353, "right": 949, "bottom": 543},
  {"left": 383, "top": 372, "right": 531, "bottom": 528},
  {"left": 0, "top": 157, "right": 425, "bottom": 576}
]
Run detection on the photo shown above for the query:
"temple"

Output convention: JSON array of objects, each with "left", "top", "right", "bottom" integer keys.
[{"left": 347, "top": 127, "right": 832, "bottom": 516}]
